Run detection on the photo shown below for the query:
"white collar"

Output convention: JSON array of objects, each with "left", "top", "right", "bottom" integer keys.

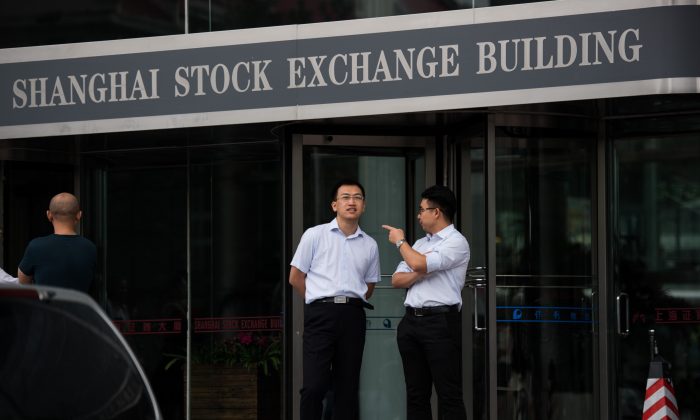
[
  {"left": 426, "top": 224, "right": 455, "bottom": 241},
  {"left": 329, "top": 217, "right": 363, "bottom": 238}
]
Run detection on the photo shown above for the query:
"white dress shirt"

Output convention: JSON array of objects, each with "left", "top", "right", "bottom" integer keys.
[
  {"left": 395, "top": 224, "right": 470, "bottom": 309},
  {"left": 0, "top": 267, "right": 18, "bottom": 284},
  {"left": 291, "top": 218, "right": 381, "bottom": 304}
]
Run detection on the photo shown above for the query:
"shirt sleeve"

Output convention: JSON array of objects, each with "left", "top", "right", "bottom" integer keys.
[
  {"left": 18, "top": 241, "right": 37, "bottom": 276},
  {"left": 394, "top": 239, "right": 422, "bottom": 274},
  {"left": 394, "top": 260, "right": 411, "bottom": 274},
  {"left": 426, "top": 235, "right": 470, "bottom": 274},
  {"left": 290, "top": 228, "right": 316, "bottom": 273},
  {"left": 365, "top": 242, "right": 381, "bottom": 284}
]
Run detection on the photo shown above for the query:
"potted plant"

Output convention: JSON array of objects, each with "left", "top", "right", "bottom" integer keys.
[
  {"left": 229, "top": 332, "right": 282, "bottom": 376},
  {"left": 166, "top": 332, "right": 281, "bottom": 420}
]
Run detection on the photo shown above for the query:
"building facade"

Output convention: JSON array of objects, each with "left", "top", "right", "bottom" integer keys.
[{"left": 1, "top": 0, "right": 699, "bottom": 419}]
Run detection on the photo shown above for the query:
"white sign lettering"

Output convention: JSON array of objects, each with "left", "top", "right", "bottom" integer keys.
[
  {"left": 12, "top": 69, "right": 159, "bottom": 109},
  {"left": 476, "top": 28, "right": 642, "bottom": 74}
]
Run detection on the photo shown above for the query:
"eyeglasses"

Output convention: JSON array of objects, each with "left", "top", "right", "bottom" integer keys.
[
  {"left": 336, "top": 194, "right": 365, "bottom": 202},
  {"left": 418, "top": 207, "right": 438, "bottom": 214}
]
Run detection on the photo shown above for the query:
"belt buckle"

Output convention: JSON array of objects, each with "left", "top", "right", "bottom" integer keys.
[
  {"left": 413, "top": 307, "right": 425, "bottom": 317},
  {"left": 334, "top": 296, "right": 348, "bottom": 304}
]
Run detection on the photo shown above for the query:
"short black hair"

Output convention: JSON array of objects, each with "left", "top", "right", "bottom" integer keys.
[
  {"left": 421, "top": 185, "right": 457, "bottom": 222},
  {"left": 330, "top": 179, "right": 366, "bottom": 201}
]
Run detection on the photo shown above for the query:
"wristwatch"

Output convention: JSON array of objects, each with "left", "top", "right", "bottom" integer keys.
[{"left": 395, "top": 238, "right": 406, "bottom": 249}]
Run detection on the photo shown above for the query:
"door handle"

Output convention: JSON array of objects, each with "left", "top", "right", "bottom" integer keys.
[
  {"left": 472, "top": 283, "right": 486, "bottom": 331},
  {"left": 616, "top": 292, "right": 630, "bottom": 337},
  {"left": 466, "top": 267, "right": 487, "bottom": 332}
]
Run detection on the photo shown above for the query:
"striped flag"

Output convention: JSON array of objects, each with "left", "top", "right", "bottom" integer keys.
[{"left": 642, "top": 356, "right": 679, "bottom": 420}]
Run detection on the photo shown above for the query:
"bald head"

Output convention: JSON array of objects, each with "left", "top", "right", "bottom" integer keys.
[{"left": 48, "top": 193, "right": 81, "bottom": 223}]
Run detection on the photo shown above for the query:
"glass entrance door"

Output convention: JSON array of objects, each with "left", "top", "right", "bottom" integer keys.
[
  {"left": 290, "top": 134, "right": 433, "bottom": 420},
  {"left": 455, "top": 116, "right": 599, "bottom": 420},
  {"left": 611, "top": 127, "right": 700, "bottom": 419}
]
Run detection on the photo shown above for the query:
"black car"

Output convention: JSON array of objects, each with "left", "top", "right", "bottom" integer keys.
[{"left": 0, "top": 285, "right": 162, "bottom": 419}]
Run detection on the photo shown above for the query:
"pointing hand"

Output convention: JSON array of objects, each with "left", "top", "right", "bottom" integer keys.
[{"left": 381, "top": 225, "right": 405, "bottom": 245}]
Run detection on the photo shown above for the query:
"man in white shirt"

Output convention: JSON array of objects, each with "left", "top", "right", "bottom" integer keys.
[
  {"left": 382, "top": 185, "right": 470, "bottom": 420},
  {"left": 289, "top": 179, "right": 380, "bottom": 420}
]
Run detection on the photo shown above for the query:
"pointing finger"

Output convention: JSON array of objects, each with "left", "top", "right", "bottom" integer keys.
[{"left": 381, "top": 225, "right": 395, "bottom": 231}]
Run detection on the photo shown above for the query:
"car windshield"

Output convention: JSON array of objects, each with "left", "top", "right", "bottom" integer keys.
[{"left": 0, "top": 296, "right": 157, "bottom": 419}]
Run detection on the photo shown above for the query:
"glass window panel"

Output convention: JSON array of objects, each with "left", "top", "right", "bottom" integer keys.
[
  {"left": 82, "top": 127, "right": 284, "bottom": 420},
  {"left": 0, "top": 0, "right": 184, "bottom": 48},
  {"left": 609, "top": 94, "right": 700, "bottom": 117},
  {"left": 495, "top": 128, "right": 593, "bottom": 277},
  {"left": 86, "top": 148, "right": 188, "bottom": 420},
  {"left": 1, "top": 0, "right": 563, "bottom": 48},
  {"left": 189, "top": 140, "right": 283, "bottom": 420}
]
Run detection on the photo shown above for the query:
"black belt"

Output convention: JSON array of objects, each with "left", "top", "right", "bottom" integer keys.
[
  {"left": 311, "top": 296, "right": 374, "bottom": 310},
  {"left": 406, "top": 304, "right": 459, "bottom": 317}
]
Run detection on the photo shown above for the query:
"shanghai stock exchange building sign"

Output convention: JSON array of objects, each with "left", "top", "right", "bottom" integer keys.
[{"left": 1, "top": 1, "right": 700, "bottom": 139}]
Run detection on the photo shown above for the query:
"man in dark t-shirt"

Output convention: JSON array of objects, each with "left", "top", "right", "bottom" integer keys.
[{"left": 18, "top": 192, "right": 96, "bottom": 293}]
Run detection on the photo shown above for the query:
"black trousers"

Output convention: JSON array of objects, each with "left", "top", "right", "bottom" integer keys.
[
  {"left": 397, "top": 310, "right": 467, "bottom": 420},
  {"left": 300, "top": 303, "right": 366, "bottom": 420}
]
